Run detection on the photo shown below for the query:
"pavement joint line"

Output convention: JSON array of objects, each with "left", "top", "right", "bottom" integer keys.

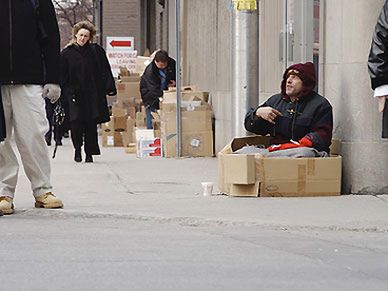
[
  {"left": 7, "top": 209, "right": 388, "bottom": 234},
  {"left": 373, "top": 195, "right": 388, "bottom": 204}
]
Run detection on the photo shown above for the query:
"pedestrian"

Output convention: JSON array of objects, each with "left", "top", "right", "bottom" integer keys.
[
  {"left": 60, "top": 21, "right": 116, "bottom": 163},
  {"left": 0, "top": 0, "right": 64, "bottom": 215},
  {"left": 140, "top": 50, "right": 176, "bottom": 129},
  {"left": 368, "top": 0, "right": 388, "bottom": 138},
  {"left": 245, "top": 62, "right": 333, "bottom": 156}
]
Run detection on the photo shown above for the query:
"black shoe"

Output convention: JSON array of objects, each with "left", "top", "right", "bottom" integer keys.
[
  {"left": 74, "top": 149, "right": 82, "bottom": 162},
  {"left": 63, "top": 131, "right": 69, "bottom": 138},
  {"left": 85, "top": 155, "right": 93, "bottom": 163},
  {"left": 55, "top": 140, "right": 63, "bottom": 146}
]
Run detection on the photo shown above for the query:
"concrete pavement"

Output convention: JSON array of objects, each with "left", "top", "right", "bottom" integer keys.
[{"left": 5, "top": 138, "right": 388, "bottom": 232}]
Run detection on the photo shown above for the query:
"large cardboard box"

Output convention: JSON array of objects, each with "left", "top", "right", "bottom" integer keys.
[
  {"left": 163, "top": 131, "right": 213, "bottom": 158},
  {"left": 162, "top": 90, "right": 209, "bottom": 104},
  {"left": 117, "top": 81, "right": 141, "bottom": 102},
  {"left": 160, "top": 105, "right": 212, "bottom": 134},
  {"left": 218, "top": 136, "right": 342, "bottom": 197}
]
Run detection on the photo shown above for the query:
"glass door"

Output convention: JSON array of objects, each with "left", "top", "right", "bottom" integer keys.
[{"left": 281, "top": 0, "right": 319, "bottom": 72}]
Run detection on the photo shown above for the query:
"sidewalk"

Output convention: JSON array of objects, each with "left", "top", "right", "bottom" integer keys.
[{"left": 10, "top": 138, "right": 388, "bottom": 232}]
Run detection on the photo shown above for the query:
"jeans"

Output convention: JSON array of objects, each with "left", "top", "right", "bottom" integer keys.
[{"left": 146, "top": 104, "right": 157, "bottom": 129}]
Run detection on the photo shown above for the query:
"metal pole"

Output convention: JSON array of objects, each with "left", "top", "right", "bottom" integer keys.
[
  {"left": 231, "top": 1, "right": 258, "bottom": 137},
  {"left": 175, "top": 0, "right": 182, "bottom": 156}
]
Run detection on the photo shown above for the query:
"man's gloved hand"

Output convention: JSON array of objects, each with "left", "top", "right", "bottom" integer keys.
[
  {"left": 42, "top": 84, "right": 61, "bottom": 104},
  {"left": 268, "top": 136, "right": 313, "bottom": 152}
]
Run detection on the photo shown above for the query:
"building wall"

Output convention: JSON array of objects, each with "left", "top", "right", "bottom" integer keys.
[
  {"left": 102, "top": 0, "right": 142, "bottom": 51},
  {"left": 322, "top": 0, "right": 388, "bottom": 194}
]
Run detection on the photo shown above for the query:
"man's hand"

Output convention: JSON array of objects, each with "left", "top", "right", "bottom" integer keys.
[
  {"left": 168, "top": 80, "right": 176, "bottom": 87},
  {"left": 42, "top": 84, "right": 61, "bottom": 104},
  {"left": 378, "top": 96, "right": 387, "bottom": 112},
  {"left": 256, "top": 107, "right": 282, "bottom": 124}
]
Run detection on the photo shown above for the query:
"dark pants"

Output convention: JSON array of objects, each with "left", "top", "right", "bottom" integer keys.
[
  {"left": 383, "top": 99, "right": 388, "bottom": 138},
  {"left": 146, "top": 104, "right": 157, "bottom": 129},
  {"left": 70, "top": 120, "right": 100, "bottom": 155}
]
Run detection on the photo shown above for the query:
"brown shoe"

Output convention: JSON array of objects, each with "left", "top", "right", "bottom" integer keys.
[
  {"left": 35, "top": 192, "right": 63, "bottom": 209},
  {"left": 0, "top": 196, "right": 14, "bottom": 215}
]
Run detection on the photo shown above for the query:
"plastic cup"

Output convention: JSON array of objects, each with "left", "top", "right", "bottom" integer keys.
[{"left": 201, "top": 182, "right": 213, "bottom": 197}]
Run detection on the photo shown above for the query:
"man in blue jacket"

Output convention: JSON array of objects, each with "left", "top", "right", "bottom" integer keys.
[{"left": 0, "top": 0, "right": 64, "bottom": 214}]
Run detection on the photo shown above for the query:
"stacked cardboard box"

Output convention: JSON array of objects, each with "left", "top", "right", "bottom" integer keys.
[
  {"left": 102, "top": 107, "right": 136, "bottom": 148},
  {"left": 159, "top": 89, "right": 213, "bottom": 158},
  {"left": 218, "top": 135, "right": 342, "bottom": 197}
]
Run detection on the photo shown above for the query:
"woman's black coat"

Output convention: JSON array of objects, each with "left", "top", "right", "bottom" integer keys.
[{"left": 60, "top": 43, "right": 116, "bottom": 123}]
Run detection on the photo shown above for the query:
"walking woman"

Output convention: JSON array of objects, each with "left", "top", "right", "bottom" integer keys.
[{"left": 60, "top": 21, "right": 116, "bottom": 163}]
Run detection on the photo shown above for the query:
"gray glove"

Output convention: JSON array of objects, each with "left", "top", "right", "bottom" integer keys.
[{"left": 42, "top": 84, "right": 61, "bottom": 104}]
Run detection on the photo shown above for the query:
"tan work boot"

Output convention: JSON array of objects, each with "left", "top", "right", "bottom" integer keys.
[
  {"left": 35, "top": 192, "right": 63, "bottom": 209},
  {"left": 0, "top": 196, "right": 14, "bottom": 215}
]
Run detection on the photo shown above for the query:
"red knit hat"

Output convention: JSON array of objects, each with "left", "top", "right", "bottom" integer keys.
[{"left": 281, "top": 62, "right": 316, "bottom": 98}]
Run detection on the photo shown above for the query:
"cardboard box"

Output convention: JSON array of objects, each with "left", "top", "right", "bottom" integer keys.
[
  {"left": 218, "top": 136, "right": 342, "bottom": 197},
  {"left": 160, "top": 106, "right": 212, "bottom": 134},
  {"left": 117, "top": 81, "right": 141, "bottom": 101},
  {"left": 135, "top": 56, "right": 151, "bottom": 75},
  {"left": 163, "top": 131, "right": 213, "bottom": 158},
  {"left": 101, "top": 120, "right": 113, "bottom": 133},
  {"left": 120, "top": 74, "right": 140, "bottom": 82},
  {"left": 137, "top": 138, "right": 162, "bottom": 157},
  {"left": 113, "top": 116, "right": 127, "bottom": 132},
  {"left": 163, "top": 90, "right": 209, "bottom": 104},
  {"left": 102, "top": 132, "right": 115, "bottom": 147}
]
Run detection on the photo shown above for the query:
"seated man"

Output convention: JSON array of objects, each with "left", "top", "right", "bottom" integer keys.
[{"left": 245, "top": 62, "right": 333, "bottom": 156}]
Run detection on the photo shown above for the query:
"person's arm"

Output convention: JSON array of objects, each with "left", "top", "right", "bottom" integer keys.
[
  {"left": 140, "top": 66, "right": 163, "bottom": 106},
  {"left": 304, "top": 101, "right": 333, "bottom": 152},
  {"left": 96, "top": 45, "right": 117, "bottom": 96},
  {"left": 244, "top": 97, "right": 282, "bottom": 135},
  {"left": 39, "top": 0, "right": 61, "bottom": 85}
]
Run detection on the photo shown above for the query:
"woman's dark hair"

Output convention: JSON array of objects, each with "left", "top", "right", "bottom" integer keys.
[{"left": 154, "top": 50, "right": 169, "bottom": 63}]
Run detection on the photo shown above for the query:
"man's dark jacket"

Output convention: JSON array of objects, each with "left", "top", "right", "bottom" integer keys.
[
  {"left": 60, "top": 43, "right": 116, "bottom": 124},
  {"left": 140, "top": 57, "right": 176, "bottom": 107},
  {"left": 0, "top": 0, "right": 60, "bottom": 85},
  {"left": 368, "top": 0, "right": 388, "bottom": 138},
  {"left": 245, "top": 62, "right": 333, "bottom": 153},
  {"left": 0, "top": 94, "right": 5, "bottom": 141}
]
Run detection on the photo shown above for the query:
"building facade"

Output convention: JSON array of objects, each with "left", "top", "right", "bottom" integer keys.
[{"left": 98, "top": 0, "right": 388, "bottom": 194}]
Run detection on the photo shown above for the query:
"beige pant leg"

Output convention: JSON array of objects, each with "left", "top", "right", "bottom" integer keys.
[
  {"left": 0, "top": 85, "right": 52, "bottom": 198},
  {"left": 0, "top": 86, "right": 19, "bottom": 198}
]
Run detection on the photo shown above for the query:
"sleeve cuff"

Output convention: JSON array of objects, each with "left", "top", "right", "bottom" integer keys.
[{"left": 374, "top": 84, "right": 388, "bottom": 97}]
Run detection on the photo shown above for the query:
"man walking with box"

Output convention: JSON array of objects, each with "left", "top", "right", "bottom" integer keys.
[{"left": 0, "top": 0, "right": 63, "bottom": 214}]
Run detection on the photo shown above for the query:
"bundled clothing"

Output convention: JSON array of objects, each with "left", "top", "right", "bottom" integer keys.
[
  {"left": 368, "top": 0, "right": 388, "bottom": 138},
  {"left": 60, "top": 42, "right": 116, "bottom": 156},
  {"left": 245, "top": 62, "right": 333, "bottom": 153}
]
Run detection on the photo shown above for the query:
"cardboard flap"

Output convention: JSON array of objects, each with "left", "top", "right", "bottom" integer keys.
[{"left": 231, "top": 135, "right": 272, "bottom": 152}]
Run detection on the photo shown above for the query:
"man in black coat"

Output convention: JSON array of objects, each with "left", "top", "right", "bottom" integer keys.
[
  {"left": 368, "top": 0, "right": 388, "bottom": 138},
  {"left": 0, "top": 0, "right": 63, "bottom": 214},
  {"left": 140, "top": 50, "right": 176, "bottom": 129},
  {"left": 245, "top": 62, "right": 333, "bottom": 155}
]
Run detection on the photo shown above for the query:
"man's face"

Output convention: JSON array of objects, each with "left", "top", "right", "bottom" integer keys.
[
  {"left": 75, "top": 28, "right": 90, "bottom": 47},
  {"left": 155, "top": 61, "right": 167, "bottom": 70},
  {"left": 285, "top": 71, "right": 303, "bottom": 98}
]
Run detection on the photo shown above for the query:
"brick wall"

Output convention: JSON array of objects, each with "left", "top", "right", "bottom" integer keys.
[{"left": 102, "top": 0, "right": 142, "bottom": 52}]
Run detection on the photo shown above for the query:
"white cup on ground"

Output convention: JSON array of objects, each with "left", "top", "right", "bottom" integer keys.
[{"left": 201, "top": 182, "right": 213, "bottom": 196}]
